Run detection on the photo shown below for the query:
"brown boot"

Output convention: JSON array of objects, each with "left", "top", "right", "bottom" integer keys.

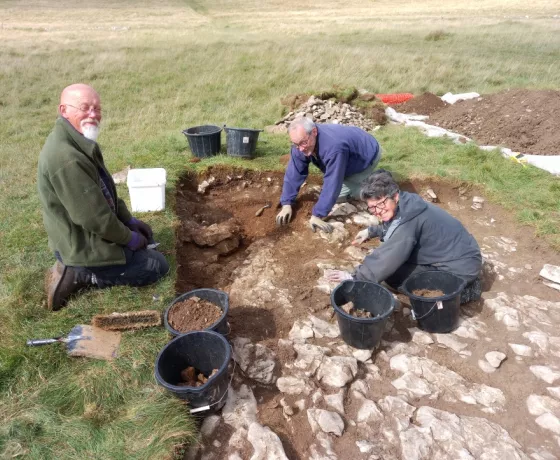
[{"left": 45, "top": 261, "right": 90, "bottom": 311}]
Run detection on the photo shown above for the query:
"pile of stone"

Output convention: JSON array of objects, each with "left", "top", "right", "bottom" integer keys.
[{"left": 267, "top": 96, "right": 377, "bottom": 133}]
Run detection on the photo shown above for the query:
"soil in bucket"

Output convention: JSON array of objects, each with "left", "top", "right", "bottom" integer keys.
[
  {"left": 155, "top": 331, "right": 231, "bottom": 411},
  {"left": 178, "top": 366, "right": 219, "bottom": 387},
  {"left": 401, "top": 270, "right": 467, "bottom": 333},
  {"left": 340, "top": 301, "right": 374, "bottom": 318},
  {"left": 164, "top": 288, "right": 230, "bottom": 336},
  {"left": 412, "top": 288, "right": 445, "bottom": 298},
  {"left": 331, "top": 280, "right": 395, "bottom": 349},
  {"left": 168, "top": 296, "right": 222, "bottom": 333}
]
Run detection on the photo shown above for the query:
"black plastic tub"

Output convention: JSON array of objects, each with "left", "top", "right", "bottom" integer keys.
[
  {"left": 331, "top": 280, "right": 395, "bottom": 349},
  {"left": 224, "top": 126, "right": 262, "bottom": 159},
  {"left": 401, "top": 270, "right": 467, "bottom": 333},
  {"left": 182, "top": 125, "right": 222, "bottom": 158},
  {"left": 164, "top": 288, "right": 229, "bottom": 336},
  {"left": 154, "top": 330, "right": 231, "bottom": 411}
]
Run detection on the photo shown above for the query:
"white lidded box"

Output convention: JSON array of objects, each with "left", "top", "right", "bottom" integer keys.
[{"left": 126, "top": 168, "right": 166, "bottom": 212}]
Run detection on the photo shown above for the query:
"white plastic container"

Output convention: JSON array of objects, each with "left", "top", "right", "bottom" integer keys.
[{"left": 126, "top": 168, "right": 166, "bottom": 212}]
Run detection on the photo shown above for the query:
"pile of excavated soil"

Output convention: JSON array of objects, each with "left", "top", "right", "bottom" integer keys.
[
  {"left": 168, "top": 296, "right": 223, "bottom": 332},
  {"left": 428, "top": 89, "right": 560, "bottom": 155},
  {"left": 394, "top": 92, "right": 448, "bottom": 116}
]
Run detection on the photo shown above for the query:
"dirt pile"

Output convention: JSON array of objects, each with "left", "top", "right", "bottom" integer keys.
[
  {"left": 168, "top": 297, "right": 223, "bottom": 333},
  {"left": 178, "top": 366, "right": 218, "bottom": 387},
  {"left": 394, "top": 92, "right": 448, "bottom": 116},
  {"left": 428, "top": 89, "right": 560, "bottom": 156},
  {"left": 340, "top": 300, "right": 373, "bottom": 318}
]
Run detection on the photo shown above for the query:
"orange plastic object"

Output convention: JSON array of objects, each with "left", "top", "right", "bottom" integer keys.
[{"left": 375, "top": 93, "right": 414, "bottom": 104}]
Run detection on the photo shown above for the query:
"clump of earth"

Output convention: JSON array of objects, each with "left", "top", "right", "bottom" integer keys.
[
  {"left": 168, "top": 296, "right": 223, "bottom": 332},
  {"left": 340, "top": 300, "right": 373, "bottom": 318}
]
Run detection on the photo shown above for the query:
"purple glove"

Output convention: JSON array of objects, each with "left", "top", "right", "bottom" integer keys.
[
  {"left": 127, "top": 231, "right": 148, "bottom": 251},
  {"left": 126, "top": 218, "right": 153, "bottom": 240}
]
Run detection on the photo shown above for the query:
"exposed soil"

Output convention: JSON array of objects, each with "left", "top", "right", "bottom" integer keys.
[
  {"left": 174, "top": 166, "right": 560, "bottom": 459},
  {"left": 168, "top": 297, "right": 223, "bottom": 333},
  {"left": 412, "top": 288, "right": 445, "bottom": 298},
  {"left": 394, "top": 91, "right": 449, "bottom": 116},
  {"left": 428, "top": 89, "right": 560, "bottom": 155}
]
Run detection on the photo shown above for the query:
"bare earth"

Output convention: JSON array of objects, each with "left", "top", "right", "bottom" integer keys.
[{"left": 176, "top": 167, "right": 560, "bottom": 460}]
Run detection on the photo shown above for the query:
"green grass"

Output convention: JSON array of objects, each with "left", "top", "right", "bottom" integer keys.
[{"left": 1, "top": 0, "right": 559, "bottom": 458}]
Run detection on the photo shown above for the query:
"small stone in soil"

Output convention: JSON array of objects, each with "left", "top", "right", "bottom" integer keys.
[
  {"left": 412, "top": 288, "right": 445, "bottom": 297},
  {"left": 340, "top": 301, "right": 373, "bottom": 318}
]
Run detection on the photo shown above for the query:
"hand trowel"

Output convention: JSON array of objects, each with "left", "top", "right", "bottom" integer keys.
[{"left": 27, "top": 324, "right": 121, "bottom": 360}]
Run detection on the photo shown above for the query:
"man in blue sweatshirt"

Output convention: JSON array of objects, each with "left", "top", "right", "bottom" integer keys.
[{"left": 276, "top": 118, "right": 381, "bottom": 233}]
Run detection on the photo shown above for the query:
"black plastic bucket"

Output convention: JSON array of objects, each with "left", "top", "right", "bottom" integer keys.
[
  {"left": 224, "top": 126, "right": 263, "bottom": 159},
  {"left": 154, "top": 330, "right": 231, "bottom": 411},
  {"left": 182, "top": 125, "right": 222, "bottom": 158},
  {"left": 400, "top": 270, "right": 467, "bottom": 333},
  {"left": 331, "top": 280, "right": 395, "bottom": 349},
  {"left": 164, "top": 288, "right": 229, "bottom": 336}
]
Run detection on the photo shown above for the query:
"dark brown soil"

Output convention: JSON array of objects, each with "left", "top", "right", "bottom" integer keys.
[
  {"left": 412, "top": 288, "right": 445, "bottom": 298},
  {"left": 168, "top": 297, "right": 223, "bottom": 333},
  {"left": 428, "top": 89, "right": 560, "bottom": 155},
  {"left": 394, "top": 92, "right": 449, "bottom": 116}
]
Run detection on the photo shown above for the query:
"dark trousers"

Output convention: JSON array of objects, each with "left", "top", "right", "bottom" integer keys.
[
  {"left": 385, "top": 263, "right": 481, "bottom": 305},
  {"left": 56, "top": 248, "right": 169, "bottom": 289}
]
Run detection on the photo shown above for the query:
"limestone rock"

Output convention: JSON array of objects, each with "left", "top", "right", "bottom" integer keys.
[
  {"left": 232, "top": 337, "right": 277, "bottom": 384},
  {"left": 478, "top": 359, "right": 497, "bottom": 374},
  {"left": 247, "top": 422, "right": 289, "bottom": 460},
  {"left": 329, "top": 202, "right": 358, "bottom": 217},
  {"left": 276, "top": 376, "right": 311, "bottom": 395},
  {"left": 292, "top": 343, "right": 329, "bottom": 376},
  {"left": 352, "top": 212, "right": 379, "bottom": 227},
  {"left": 357, "top": 398, "right": 383, "bottom": 423},
  {"left": 317, "top": 221, "right": 349, "bottom": 245},
  {"left": 317, "top": 356, "right": 358, "bottom": 388},
  {"left": 288, "top": 320, "right": 314, "bottom": 341},
  {"left": 200, "top": 415, "right": 221, "bottom": 438},
  {"left": 377, "top": 396, "right": 416, "bottom": 431},
  {"left": 535, "top": 413, "right": 560, "bottom": 435},
  {"left": 526, "top": 394, "right": 560, "bottom": 416},
  {"left": 353, "top": 348, "right": 373, "bottom": 362},
  {"left": 435, "top": 334, "right": 469, "bottom": 354},
  {"left": 223, "top": 385, "right": 258, "bottom": 430},
  {"left": 485, "top": 351, "right": 507, "bottom": 368},
  {"left": 307, "top": 408, "right": 345, "bottom": 436},
  {"left": 408, "top": 328, "right": 434, "bottom": 345},
  {"left": 530, "top": 366, "right": 560, "bottom": 384},
  {"left": 308, "top": 432, "right": 339, "bottom": 460},
  {"left": 308, "top": 315, "right": 339, "bottom": 338},
  {"left": 399, "top": 406, "right": 527, "bottom": 459},
  {"left": 509, "top": 343, "right": 533, "bottom": 357},
  {"left": 325, "top": 389, "right": 346, "bottom": 414},
  {"left": 540, "top": 264, "right": 560, "bottom": 284}
]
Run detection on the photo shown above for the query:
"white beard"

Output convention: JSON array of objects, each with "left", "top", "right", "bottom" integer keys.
[{"left": 81, "top": 122, "right": 100, "bottom": 141}]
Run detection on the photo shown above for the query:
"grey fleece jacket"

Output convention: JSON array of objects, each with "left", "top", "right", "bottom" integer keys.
[{"left": 354, "top": 192, "right": 482, "bottom": 283}]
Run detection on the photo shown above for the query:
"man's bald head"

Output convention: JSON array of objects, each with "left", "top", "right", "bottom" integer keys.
[{"left": 59, "top": 83, "right": 102, "bottom": 139}]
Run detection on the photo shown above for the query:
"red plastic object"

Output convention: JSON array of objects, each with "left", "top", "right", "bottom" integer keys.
[{"left": 375, "top": 93, "right": 414, "bottom": 105}]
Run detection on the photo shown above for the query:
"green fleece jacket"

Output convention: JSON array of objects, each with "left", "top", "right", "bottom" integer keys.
[{"left": 37, "top": 117, "right": 133, "bottom": 266}]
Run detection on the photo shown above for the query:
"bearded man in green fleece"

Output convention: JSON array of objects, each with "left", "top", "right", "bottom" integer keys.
[{"left": 37, "top": 83, "right": 169, "bottom": 311}]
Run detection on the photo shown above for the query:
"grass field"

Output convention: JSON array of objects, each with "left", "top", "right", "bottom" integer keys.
[{"left": 1, "top": 0, "right": 559, "bottom": 458}]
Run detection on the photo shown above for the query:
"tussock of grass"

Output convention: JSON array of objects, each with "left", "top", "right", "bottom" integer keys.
[{"left": 1, "top": 0, "right": 559, "bottom": 458}]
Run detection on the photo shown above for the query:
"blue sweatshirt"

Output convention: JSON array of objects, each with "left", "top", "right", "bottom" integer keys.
[{"left": 280, "top": 124, "right": 380, "bottom": 217}]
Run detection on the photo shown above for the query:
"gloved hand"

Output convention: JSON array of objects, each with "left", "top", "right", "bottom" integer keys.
[
  {"left": 309, "top": 215, "right": 333, "bottom": 233},
  {"left": 352, "top": 228, "right": 370, "bottom": 246},
  {"left": 325, "top": 270, "right": 353, "bottom": 282},
  {"left": 127, "top": 231, "right": 148, "bottom": 251},
  {"left": 276, "top": 205, "right": 293, "bottom": 226},
  {"left": 126, "top": 218, "right": 153, "bottom": 240}
]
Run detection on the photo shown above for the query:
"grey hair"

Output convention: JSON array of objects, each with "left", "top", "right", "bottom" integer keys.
[
  {"left": 288, "top": 117, "right": 315, "bottom": 134},
  {"left": 360, "top": 169, "right": 400, "bottom": 200}
]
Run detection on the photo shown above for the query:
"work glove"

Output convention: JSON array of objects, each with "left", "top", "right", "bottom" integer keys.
[
  {"left": 352, "top": 228, "right": 370, "bottom": 246},
  {"left": 325, "top": 270, "right": 354, "bottom": 282},
  {"left": 126, "top": 218, "right": 153, "bottom": 240},
  {"left": 127, "top": 231, "right": 148, "bottom": 251},
  {"left": 276, "top": 205, "right": 293, "bottom": 226},
  {"left": 309, "top": 215, "right": 333, "bottom": 233}
]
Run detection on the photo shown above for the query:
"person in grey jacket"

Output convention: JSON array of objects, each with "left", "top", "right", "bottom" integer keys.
[{"left": 327, "top": 169, "right": 482, "bottom": 304}]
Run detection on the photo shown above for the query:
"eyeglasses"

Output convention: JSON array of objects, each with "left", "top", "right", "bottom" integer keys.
[
  {"left": 367, "top": 196, "right": 392, "bottom": 213},
  {"left": 65, "top": 104, "right": 102, "bottom": 115},
  {"left": 292, "top": 133, "right": 312, "bottom": 149}
]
